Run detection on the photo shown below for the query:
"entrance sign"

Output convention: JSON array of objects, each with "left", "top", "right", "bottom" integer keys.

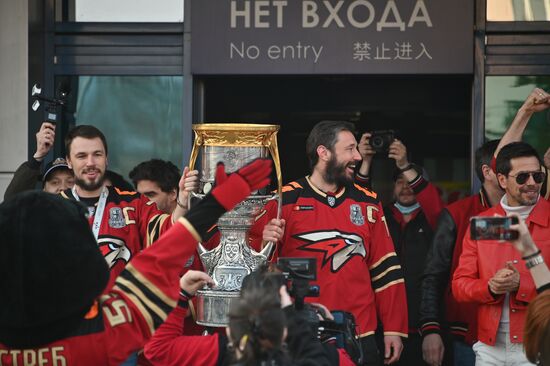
[{"left": 190, "top": 0, "right": 473, "bottom": 74}]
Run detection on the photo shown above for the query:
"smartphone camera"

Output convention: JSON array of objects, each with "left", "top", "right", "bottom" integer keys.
[{"left": 470, "top": 216, "right": 519, "bottom": 241}]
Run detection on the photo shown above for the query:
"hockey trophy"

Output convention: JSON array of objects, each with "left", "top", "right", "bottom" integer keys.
[{"left": 189, "top": 123, "right": 282, "bottom": 327}]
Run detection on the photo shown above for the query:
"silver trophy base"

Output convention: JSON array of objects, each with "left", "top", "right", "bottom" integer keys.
[{"left": 195, "top": 289, "right": 240, "bottom": 327}]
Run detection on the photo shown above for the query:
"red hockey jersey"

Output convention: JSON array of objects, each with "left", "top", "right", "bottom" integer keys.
[
  {"left": 0, "top": 217, "right": 198, "bottom": 366},
  {"left": 252, "top": 177, "right": 408, "bottom": 338},
  {"left": 61, "top": 186, "right": 172, "bottom": 289}
]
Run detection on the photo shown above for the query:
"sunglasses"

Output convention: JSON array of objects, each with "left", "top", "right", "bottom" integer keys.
[{"left": 507, "top": 171, "right": 546, "bottom": 185}]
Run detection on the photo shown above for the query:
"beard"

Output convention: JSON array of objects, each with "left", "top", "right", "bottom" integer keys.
[
  {"left": 514, "top": 186, "right": 540, "bottom": 206},
  {"left": 323, "top": 155, "right": 354, "bottom": 188},
  {"left": 75, "top": 171, "right": 106, "bottom": 192}
]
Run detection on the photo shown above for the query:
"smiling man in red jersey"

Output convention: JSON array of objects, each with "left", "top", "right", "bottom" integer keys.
[
  {"left": 257, "top": 120, "right": 408, "bottom": 366},
  {"left": 61, "top": 125, "right": 198, "bottom": 289}
]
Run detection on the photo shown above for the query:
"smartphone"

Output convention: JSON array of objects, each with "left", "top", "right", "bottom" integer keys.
[{"left": 470, "top": 216, "right": 519, "bottom": 241}]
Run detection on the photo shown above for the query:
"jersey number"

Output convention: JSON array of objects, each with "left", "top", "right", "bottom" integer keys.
[{"left": 104, "top": 298, "right": 133, "bottom": 327}]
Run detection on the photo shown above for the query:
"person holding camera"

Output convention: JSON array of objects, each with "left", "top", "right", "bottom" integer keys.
[
  {"left": 144, "top": 267, "right": 337, "bottom": 366},
  {"left": 4, "top": 121, "right": 75, "bottom": 200},
  {"left": 452, "top": 142, "right": 550, "bottom": 365},
  {"left": 258, "top": 120, "right": 408, "bottom": 366},
  {"left": 356, "top": 133, "right": 445, "bottom": 366}
]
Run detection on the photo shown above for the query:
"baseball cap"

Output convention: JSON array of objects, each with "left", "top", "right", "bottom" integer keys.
[{"left": 43, "top": 157, "right": 71, "bottom": 182}]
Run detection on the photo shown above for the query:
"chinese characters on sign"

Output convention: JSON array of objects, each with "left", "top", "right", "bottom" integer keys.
[
  {"left": 191, "top": 0, "right": 473, "bottom": 74},
  {"left": 353, "top": 42, "right": 432, "bottom": 61}
]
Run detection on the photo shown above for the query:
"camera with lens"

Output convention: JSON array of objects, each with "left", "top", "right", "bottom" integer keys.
[
  {"left": 276, "top": 257, "right": 319, "bottom": 311},
  {"left": 369, "top": 130, "right": 395, "bottom": 154},
  {"left": 276, "top": 258, "right": 363, "bottom": 364},
  {"left": 31, "top": 83, "right": 70, "bottom": 124}
]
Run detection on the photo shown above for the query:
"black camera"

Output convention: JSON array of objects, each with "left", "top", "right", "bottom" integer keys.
[
  {"left": 31, "top": 83, "right": 70, "bottom": 124},
  {"left": 320, "top": 311, "right": 364, "bottom": 365},
  {"left": 276, "top": 257, "right": 319, "bottom": 310},
  {"left": 369, "top": 130, "right": 395, "bottom": 154},
  {"left": 276, "top": 258, "right": 363, "bottom": 364}
]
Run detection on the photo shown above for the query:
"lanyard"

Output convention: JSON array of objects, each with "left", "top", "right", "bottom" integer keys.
[{"left": 72, "top": 185, "right": 109, "bottom": 241}]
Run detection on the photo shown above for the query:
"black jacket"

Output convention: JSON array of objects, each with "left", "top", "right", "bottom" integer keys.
[
  {"left": 418, "top": 209, "right": 457, "bottom": 337},
  {"left": 419, "top": 190, "right": 490, "bottom": 344},
  {"left": 385, "top": 205, "right": 434, "bottom": 333},
  {"left": 4, "top": 158, "right": 42, "bottom": 200}
]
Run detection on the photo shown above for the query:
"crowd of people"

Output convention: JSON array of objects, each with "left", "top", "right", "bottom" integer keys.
[{"left": 1, "top": 88, "right": 550, "bottom": 366}]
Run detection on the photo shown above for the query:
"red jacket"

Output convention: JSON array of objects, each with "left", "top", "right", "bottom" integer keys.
[{"left": 452, "top": 198, "right": 550, "bottom": 345}]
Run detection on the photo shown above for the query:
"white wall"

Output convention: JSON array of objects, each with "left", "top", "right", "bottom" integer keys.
[
  {"left": 76, "top": 0, "right": 183, "bottom": 22},
  {"left": 0, "top": 0, "right": 28, "bottom": 202}
]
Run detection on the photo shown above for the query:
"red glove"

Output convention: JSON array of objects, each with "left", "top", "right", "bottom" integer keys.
[{"left": 212, "top": 159, "right": 272, "bottom": 210}]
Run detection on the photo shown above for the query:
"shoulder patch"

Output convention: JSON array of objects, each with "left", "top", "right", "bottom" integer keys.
[
  {"left": 281, "top": 186, "right": 294, "bottom": 193},
  {"left": 289, "top": 181, "right": 303, "bottom": 189},
  {"left": 115, "top": 187, "right": 137, "bottom": 196},
  {"left": 282, "top": 181, "right": 303, "bottom": 193},
  {"left": 110, "top": 186, "right": 140, "bottom": 203},
  {"left": 282, "top": 182, "right": 304, "bottom": 206},
  {"left": 354, "top": 184, "right": 378, "bottom": 199}
]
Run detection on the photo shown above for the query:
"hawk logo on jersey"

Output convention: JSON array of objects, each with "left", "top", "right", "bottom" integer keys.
[
  {"left": 98, "top": 236, "right": 131, "bottom": 267},
  {"left": 295, "top": 230, "right": 366, "bottom": 272}
]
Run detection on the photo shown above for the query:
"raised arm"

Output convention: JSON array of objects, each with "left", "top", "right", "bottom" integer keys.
[
  {"left": 388, "top": 139, "right": 444, "bottom": 228},
  {"left": 494, "top": 88, "right": 550, "bottom": 159},
  {"left": 356, "top": 132, "right": 376, "bottom": 188},
  {"left": 4, "top": 122, "right": 56, "bottom": 199}
]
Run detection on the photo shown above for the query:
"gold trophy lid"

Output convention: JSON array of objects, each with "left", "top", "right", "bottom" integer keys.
[
  {"left": 191, "top": 123, "right": 280, "bottom": 148},
  {"left": 189, "top": 123, "right": 282, "bottom": 191},
  {"left": 192, "top": 123, "right": 279, "bottom": 133}
]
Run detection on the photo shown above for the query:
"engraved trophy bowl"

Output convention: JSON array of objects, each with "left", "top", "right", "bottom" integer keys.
[{"left": 189, "top": 123, "right": 282, "bottom": 327}]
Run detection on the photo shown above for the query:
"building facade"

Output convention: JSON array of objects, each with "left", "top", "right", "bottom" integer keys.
[{"left": 1, "top": 0, "right": 549, "bottom": 202}]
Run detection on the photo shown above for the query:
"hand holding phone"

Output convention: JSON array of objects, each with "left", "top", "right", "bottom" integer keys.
[{"left": 508, "top": 214, "right": 539, "bottom": 258}]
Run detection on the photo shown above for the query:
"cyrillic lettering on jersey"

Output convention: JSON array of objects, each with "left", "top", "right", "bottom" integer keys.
[{"left": 0, "top": 346, "right": 66, "bottom": 366}]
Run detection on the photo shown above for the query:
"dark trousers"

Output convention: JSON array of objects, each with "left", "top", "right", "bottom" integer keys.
[
  {"left": 393, "top": 333, "right": 428, "bottom": 366},
  {"left": 395, "top": 332, "right": 455, "bottom": 366},
  {"left": 360, "top": 335, "right": 383, "bottom": 366}
]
